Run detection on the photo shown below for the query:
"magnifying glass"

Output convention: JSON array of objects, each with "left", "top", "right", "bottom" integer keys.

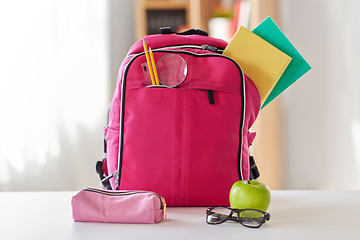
[{"left": 156, "top": 54, "right": 188, "bottom": 88}]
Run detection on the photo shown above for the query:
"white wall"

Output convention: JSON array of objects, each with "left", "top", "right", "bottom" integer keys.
[
  {"left": 109, "top": 0, "right": 136, "bottom": 98},
  {"left": 0, "top": 0, "right": 136, "bottom": 191},
  {"left": 280, "top": 0, "right": 360, "bottom": 190},
  {"left": 0, "top": 0, "right": 110, "bottom": 190}
]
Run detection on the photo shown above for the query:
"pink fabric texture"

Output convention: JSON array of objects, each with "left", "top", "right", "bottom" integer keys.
[
  {"left": 72, "top": 188, "right": 165, "bottom": 224},
  {"left": 105, "top": 34, "right": 261, "bottom": 207}
]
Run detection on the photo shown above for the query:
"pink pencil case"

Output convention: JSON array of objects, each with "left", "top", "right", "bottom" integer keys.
[{"left": 71, "top": 188, "right": 166, "bottom": 224}]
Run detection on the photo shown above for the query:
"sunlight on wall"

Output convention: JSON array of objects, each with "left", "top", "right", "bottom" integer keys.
[
  {"left": 281, "top": 0, "right": 360, "bottom": 190},
  {"left": 0, "top": 0, "right": 109, "bottom": 190},
  {"left": 351, "top": 120, "right": 360, "bottom": 182}
]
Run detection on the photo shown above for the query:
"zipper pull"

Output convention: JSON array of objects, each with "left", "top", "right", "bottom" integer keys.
[
  {"left": 114, "top": 170, "right": 120, "bottom": 190},
  {"left": 201, "top": 45, "right": 218, "bottom": 52},
  {"left": 207, "top": 90, "right": 215, "bottom": 105},
  {"left": 161, "top": 196, "right": 167, "bottom": 219}
]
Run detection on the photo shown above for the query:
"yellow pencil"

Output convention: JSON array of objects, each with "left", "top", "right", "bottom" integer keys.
[
  {"left": 149, "top": 47, "right": 160, "bottom": 85},
  {"left": 143, "top": 38, "right": 156, "bottom": 85}
]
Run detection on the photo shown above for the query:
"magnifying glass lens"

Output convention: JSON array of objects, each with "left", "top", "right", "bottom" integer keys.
[{"left": 156, "top": 54, "right": 187, "bottom": 87}]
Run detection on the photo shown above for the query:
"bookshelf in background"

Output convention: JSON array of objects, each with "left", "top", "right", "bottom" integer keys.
[
  {"left": 136, "top": 0, "right": 190, "bottom": 40},
  {"left": 136, "top": 0, "right": 219, "bottom": 40}
]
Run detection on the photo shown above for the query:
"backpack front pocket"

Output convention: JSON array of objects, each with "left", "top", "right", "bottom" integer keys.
[{"left": 118, "top": 50, "right": 245, "bottom": 206}]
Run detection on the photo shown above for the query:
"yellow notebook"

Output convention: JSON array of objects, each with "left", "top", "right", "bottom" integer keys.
[{"left": 223, "top": 26, "right": 292, "bottom": 105}]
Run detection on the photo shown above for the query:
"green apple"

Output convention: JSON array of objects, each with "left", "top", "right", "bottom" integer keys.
[{"left": 229, "top": 180, "right": 271, "bottom": 212}]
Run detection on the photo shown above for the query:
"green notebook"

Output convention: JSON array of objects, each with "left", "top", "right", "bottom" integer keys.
[{"left": 252, "top": 17, "right": 311, "bottom": 109}]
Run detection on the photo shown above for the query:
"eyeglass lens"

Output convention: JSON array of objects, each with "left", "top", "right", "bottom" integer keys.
[
  {"left": 237, "top": 210, "right": 265, "bottom": 228},
  {"left": 206, "top": 207, "right": 232, "bottom": 224}
]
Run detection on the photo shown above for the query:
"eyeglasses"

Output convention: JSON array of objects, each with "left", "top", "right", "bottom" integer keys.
[{"left": 206, "top": 206, "right": 270, "bottom": 228}]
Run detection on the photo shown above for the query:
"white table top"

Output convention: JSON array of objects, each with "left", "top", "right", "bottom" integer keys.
[{"left": 1, "top": 190, "right": 359, "bottom": 240}]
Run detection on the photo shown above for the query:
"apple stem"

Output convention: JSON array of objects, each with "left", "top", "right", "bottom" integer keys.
[{"left": 248, "top": 180, "right": 251, "bottom": 184}]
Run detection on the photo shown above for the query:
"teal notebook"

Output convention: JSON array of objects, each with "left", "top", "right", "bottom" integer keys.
[{"left": 252, "top": 17, "right": 311, "bottom": 109}]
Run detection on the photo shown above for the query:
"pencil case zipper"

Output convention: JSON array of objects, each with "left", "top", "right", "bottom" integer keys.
[{"left": 82, "top": 188, "right": 167, "bottom": 218}]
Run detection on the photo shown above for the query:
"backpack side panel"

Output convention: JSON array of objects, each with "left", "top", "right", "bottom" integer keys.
[{"left": 241, "top": 74, "right": 261, "bottom": 180}]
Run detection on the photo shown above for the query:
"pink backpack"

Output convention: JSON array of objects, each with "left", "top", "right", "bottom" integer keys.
[{"left": 96, "top": 29, "right": 261, "bottom": 207}]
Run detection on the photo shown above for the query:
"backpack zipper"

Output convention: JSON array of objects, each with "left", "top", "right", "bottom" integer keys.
[
  {"left": 125, "top": 44, "right": 224, "bottom": 61},
  {"left": 159, "top": 44, "right": 224, "bottom": 53},
  {"left": 83, "top": 188, "right": 167, "bottom": 218}
]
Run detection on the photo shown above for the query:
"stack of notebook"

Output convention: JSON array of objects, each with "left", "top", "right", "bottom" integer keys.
[{"left": 223, "top": 16, "right": 311, "bottom": 109}]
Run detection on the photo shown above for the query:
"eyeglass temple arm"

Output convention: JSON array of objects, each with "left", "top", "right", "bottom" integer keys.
[
  {"left": 234, "top": 211, "right": 270, "bottom": 222},
  {"left": 225, "top": 213, "right": 269, "bottom": 223},
  {"left": 237, "top": 215, "right": 270, "bottom": 224}
]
